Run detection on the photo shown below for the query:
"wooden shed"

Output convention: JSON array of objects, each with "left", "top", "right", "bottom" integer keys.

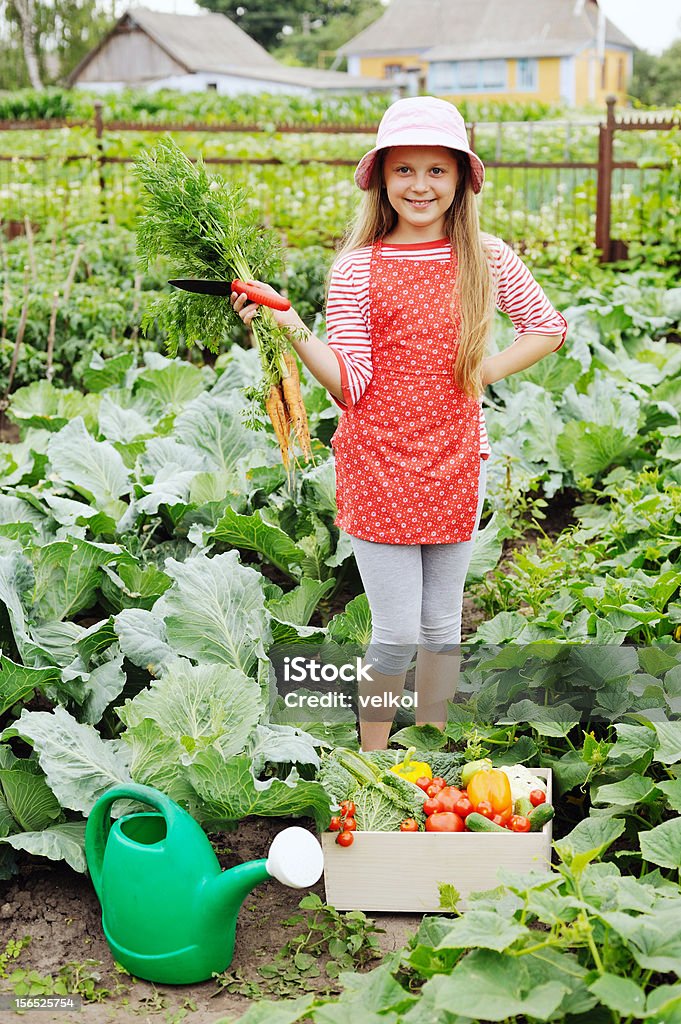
[{"left": 67, "top": 6, "right": 391, "bottom": 96}]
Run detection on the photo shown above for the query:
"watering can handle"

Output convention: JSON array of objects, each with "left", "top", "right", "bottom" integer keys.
[{"left": 85, "top": 783, "right": 184, "bottom": 901}]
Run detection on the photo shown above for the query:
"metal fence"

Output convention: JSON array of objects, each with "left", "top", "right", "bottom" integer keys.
[{"left": 0, "top": 97, "right": 677, "bottom": 258}]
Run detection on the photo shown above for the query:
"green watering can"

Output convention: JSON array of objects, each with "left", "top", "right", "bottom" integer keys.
[{"left": 85, "top": 783, "right": 324, "bottom": 985}]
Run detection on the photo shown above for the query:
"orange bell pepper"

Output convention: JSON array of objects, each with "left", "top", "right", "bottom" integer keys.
[{"left": 467, "top": 768, "right": 513, "bottom": 817}]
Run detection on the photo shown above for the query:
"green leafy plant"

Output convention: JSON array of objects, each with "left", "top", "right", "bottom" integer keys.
[
  {"left": 0, "top": 936, "right": 31, "bottom": 978},
  {"left": 213, "top": 894, "right": 384, "bottom": 1000},
  {"left": 280, "top": 893, "right": 384, "bottom": 981}
]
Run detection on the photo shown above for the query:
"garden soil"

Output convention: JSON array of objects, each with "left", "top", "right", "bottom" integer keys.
[{"left": 0, "top": 817, "right": 421, "bottom": 1024}]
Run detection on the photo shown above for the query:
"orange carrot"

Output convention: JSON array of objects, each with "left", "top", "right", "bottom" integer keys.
[
  {"left": 265, "top": 382, "right": 291, "bottom": 469},
  {"left": 281, "top": 352, "right": 312, "bottom": 461}
]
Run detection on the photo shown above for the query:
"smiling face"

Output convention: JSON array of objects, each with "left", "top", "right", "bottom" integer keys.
[{"left": 382, "top": 145, "right": 460, "bottom": 241}]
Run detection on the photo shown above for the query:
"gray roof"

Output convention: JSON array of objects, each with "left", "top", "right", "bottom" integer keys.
[
  {"left": 71, "top": 6, "right": 390, "bottom": 89},
  {"left": 338, "top": 0, "right": 637, "bottom": 59},
  {"left": 125, "top": 6, "right": 279, "bottom": 72}
]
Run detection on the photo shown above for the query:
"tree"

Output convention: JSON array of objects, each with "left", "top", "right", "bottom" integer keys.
[
  {"left": 629, "top": 39, "right": 681, "bottom": 107},
  {"left": 272, "top": 0, "right": 383, "bottom": 69},
  {"left": 0, "top": 0, "right": 114, "bottom": 90},
  {"left": 38, "top": 0, "right": 115, "bottom": 82},
  {"left": 10, "top": 0, "right": 43, "bottom": 88},
  {"left": 196, "top": 0, "right": 375, "bottom": 52}
]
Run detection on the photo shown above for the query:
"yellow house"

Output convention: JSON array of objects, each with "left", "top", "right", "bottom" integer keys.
[{"left": 337, "top": 0, "right": 636, "bottom": 107}]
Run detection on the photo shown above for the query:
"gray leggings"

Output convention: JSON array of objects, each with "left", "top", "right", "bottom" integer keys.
[{"left": 349, "top": 458, "right": 487, "bottom": 674}]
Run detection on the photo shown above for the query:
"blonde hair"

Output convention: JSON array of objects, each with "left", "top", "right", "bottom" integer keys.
[{"left": 327, "top": 149, "right": 496, "bottom": 400}]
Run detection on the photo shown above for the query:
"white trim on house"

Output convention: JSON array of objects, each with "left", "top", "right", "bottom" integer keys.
[
  {"left": 75, "top": 72, "right": 312, "bottom": 95},
  {"left": 560, "top": 56, "right": 576, "bottom": 105},
  {"left": 75, "top": 70, "right": 386, "bottom": 94}
]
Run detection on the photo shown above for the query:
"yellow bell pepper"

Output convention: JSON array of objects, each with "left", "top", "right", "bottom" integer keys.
[
  {"left": 389, "top": 747, "right": 432, "bottom": 784},
  {"left": 467, "top": 768, "right": 513, "bottom": 816}
]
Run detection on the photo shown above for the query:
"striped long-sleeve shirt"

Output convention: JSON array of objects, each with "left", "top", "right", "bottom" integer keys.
[{"left": 324, "top": 233, "right": 568, "bottom": 458}]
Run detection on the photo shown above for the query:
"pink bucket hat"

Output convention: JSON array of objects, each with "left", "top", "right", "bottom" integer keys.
[{"left": 354, "top": 96, "right": 485, "bottom": 194}]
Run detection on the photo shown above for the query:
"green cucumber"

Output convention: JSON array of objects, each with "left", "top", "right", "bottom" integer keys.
[
  {"left": 515, "top": 797, "right": 533, "bottom": 818},
  {"left": 466, "top": 812, "right": 507, "bottom": 833},
  {"left": 528, "top": 803, "right": 554, "bottom": 832}
]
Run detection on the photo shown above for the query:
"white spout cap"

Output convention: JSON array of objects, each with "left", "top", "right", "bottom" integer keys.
[{"left": 266, "top": 827, "right": 324, "bottom": 888}]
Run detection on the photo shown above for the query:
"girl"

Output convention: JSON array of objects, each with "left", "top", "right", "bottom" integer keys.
[{"left": 231, "top": 96, "right": 567, "bottom": 751}]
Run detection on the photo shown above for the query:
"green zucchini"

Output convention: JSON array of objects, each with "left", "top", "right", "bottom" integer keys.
[
  {"left": 466, "top": 812, "right": 507, "bottom": 833},
  {"left": 528, "top": 803, "right": 554, "bottom": 832}
]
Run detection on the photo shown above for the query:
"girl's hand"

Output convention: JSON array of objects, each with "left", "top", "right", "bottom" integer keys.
[{"left": 230, "top": 280, "right": 305, "bottom": 331}]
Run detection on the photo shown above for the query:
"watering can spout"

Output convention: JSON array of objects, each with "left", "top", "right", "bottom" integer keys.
[
  {"left": 211, "top": 824, "right": 325, "bottom": 912},
  {"left": 210, "top": 857, "right": 271, "bottom": 913}
]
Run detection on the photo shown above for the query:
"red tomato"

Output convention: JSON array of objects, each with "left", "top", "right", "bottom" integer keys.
[
  {"left": 336, "top": 830, "right": 354, "bottom": 847},
  {"left": 400, "top": 818, "right": 419, "bottom": 832},
  {"left": 433, "top": 787, "right": 463, "bottom": 813},
  {"left": 529, "top": 790, "right": 546, "bottom": 807},
  {"left": 340, "top": 800, "right": 356, "bottom": 816},
  {"left": 426, "top": 783, "right": 443, "bottom": 798},
  {"left": 415, "top": 776, "right": 432, "bottom": 792},
  {"left": 442, "top": 786, "right": 462, "bottom": 800},
  {"left": 433, "top": 793, "right": 455, "bottom": 812},
  {"left": 453, "top": 796, "right": 474, "bottom": 818},
  {"left": 329, "top": 816, "right": 342, "bottom": 831},
  {"left": 430, "top": 777, "right": 447, "bottom": 790},
  {"left": 342, "top": 817, "right": 357, "bottom": 831},
  {"left": 492, "top": 814, "right": 509, "bottom": 828},
  {"left": 476, "top": 801, "right": 494, "bottom": 819},
  {"left": 425, "top": 812, "right": 465, "bottom": 833},
  {"left": 509, "top": 815, "right": 531, "bottom": 833},
  {"left": 423, "top": 797, "right": 442, "bottom": 816},
  {"left": 497, "top": 806, "right": 513, "bottom": 825}
]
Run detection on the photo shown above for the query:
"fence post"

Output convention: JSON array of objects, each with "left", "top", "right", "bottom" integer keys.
[
  {"left": 93, "top": 100, "right": 106, "bottom": 220},
  {"left": 595, "top": 95, "right": 616, "bottom": 261}
]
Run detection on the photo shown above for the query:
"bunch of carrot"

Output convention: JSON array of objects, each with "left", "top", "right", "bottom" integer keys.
[
  {"left": 135, "top": 139, "right": 314, "bottom": 471},
  {"left": 266, "top": 352, "right": 312, "bottom": 470}
]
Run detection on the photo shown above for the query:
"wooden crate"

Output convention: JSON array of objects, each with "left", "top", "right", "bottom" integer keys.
[{"left": 321, "top": 768, "right": 552, "bottom": 912}]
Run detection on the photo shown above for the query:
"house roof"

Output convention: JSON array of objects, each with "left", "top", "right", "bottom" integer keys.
[
  {"left": 337, "top": 0, "right": 637, "bottom": 60},
  {"left": 123, "top": 6, "right": 280, "bottom": 73},
  {"left": 69, "top": 6, "right": 391, "bottom": 90}
]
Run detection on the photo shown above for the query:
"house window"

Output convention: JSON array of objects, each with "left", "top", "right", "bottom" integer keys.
[
  {"left": 481, "top": 60, "right": 506, "bottom": 89},
  {"left": 429, "top": 59, "right": 507, "bottom": 92},
  {"left": 457, "top": 60, "right": 479, "bottom": 89},
  {"left": 384, "top": 63, "right": 404, "bottom": 79},
  {"left": 617, "top": 57, "right": 624, "bottom": 90},
  {"left": 429, "top": 62, "right": 456, "bottom": 91},
  {"left": 516, "top": 58, "right": 538, "bottom": 91},
  {"left": 207, "top": 82, "right": 218, "bottom": 90}
]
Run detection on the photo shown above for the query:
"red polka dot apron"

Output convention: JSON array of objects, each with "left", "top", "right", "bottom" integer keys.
[{"left": 332, "top": 240, "right": 482, "bottom": 544}]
